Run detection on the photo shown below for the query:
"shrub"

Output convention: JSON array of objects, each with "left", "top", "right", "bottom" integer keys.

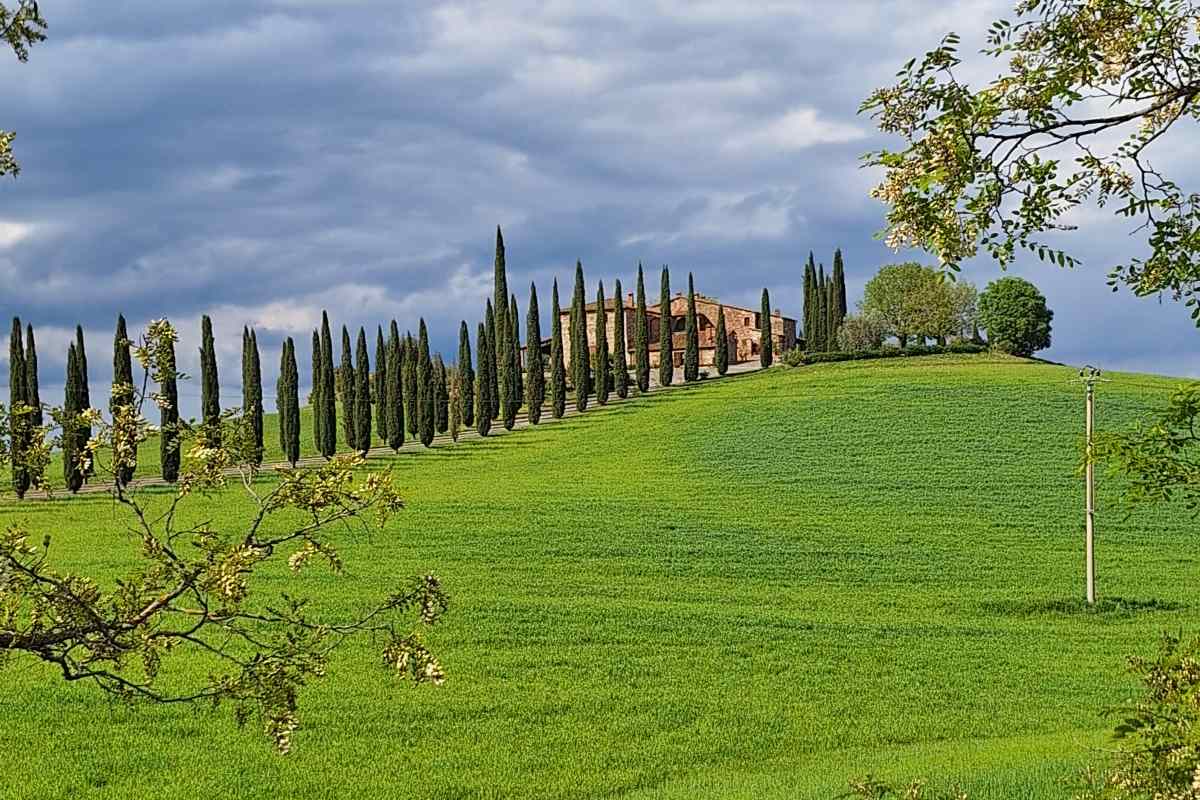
[
  {"left": 977, "top": 276, "right": 1052, "bottom": 356},
  {"left": 836, "top": 313, "right": 887, "bottom": 351},
  {"left": 786, "top": 343, "right": 986, "bottom": 365}
]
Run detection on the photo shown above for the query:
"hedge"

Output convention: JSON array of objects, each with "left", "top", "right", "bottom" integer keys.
[{"left": 784, "top": 342, "right": 987, "bottom": 366}]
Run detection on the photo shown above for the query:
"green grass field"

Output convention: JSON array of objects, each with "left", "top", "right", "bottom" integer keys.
[{"left": 1, "top": 354, "right": 1196, "bottom": 799}]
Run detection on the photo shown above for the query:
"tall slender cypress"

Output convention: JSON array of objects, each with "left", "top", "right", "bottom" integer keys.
[
  {"left": 318, "top": 312, "right": 337, "bottom": 458},
  {"left": 475, "top": 322, "right": 492, "bottom": 437},
  {"left": 199, "top": 315, "right": 220, "bottom": 445},
  {"left": 571, "top": 261, "right": 590, "bottom": 411},
  {"left": 658, "top": 266, "right": 674, "bottom": 387},
  {"left": 458, "top": 320, "right": 475, "bottom": 427},
  {"left": 448, "top": 365, "right": 462, "bottom": 442},
  {"left": 24, "top": 324, "right": 40, "bottom": 427},
  {"left": 803, "top": 253, "right": 817, "bottom": 351},
  {"left": 74, "top": 325, "right": 93, "bottom": 480},
  {"left": 375, "top": 325, "right": 389, "bottom": 443},
  {"left": 715, "top": 305, "right": 729, "bottom": 376},
  {"left": 634, "top": 264, "right": 650, "bottom": 393},
  {"left": 249, "top": 329, "right": 264, "bottom": 464},
  {"left": 417, "top": 320, "right": 434, "bottom": 447},
  {"left": 278, "top": 338, "right": 300, "bottom": 466},
  {"left": 9, "top": 318, "right": 28, "bottom": 498},
  {"left": 112, "top": 314, "right": 136, "bottom": 484},
  {"left": 833, "top": 248, "right": 848, "bottom": 319},
  {"left": 816, "top": 264, "right": 828, "bottom": 353},
  {"left": 311, "top": 330, "right": 323, "bottom": 453},
  {"left": 825, "top": 279, "right": 839, "bottom": 350},
  {"left": 510, "top": 294, "right": 522, "bottom": 419},
  {"left": 612, "top": 279, "right": 628, "bottom": 399},
  {"left": 64, "top": 344, "right": 83, "bottom": 492},
  {"left": 160, "top": 332, "right": 180, "bottom": 483},
  {"left": 434, "top": 354, "right": 449, "bottom": 433},
  {"left": 354, "top": 327, "right": 371, "bottom": 455},
  {"left": 404, "top": 333, "right": 419, "bottom": 436},
  {"left": 484, "top": 301, "right": 499, "bottom": 420},
  {"left": 386, "top": 322, "right": 404, "bottom": 451},
  {"left": 832, "top": 248, "right": 847, "bottom": 345},
  {"left": 549, "top": 280, "right": 567, "bottom": 419},
  {"left": 494, "top": 228, "right": 511, "bottom": 424},
  {"left": 241, "top": 326, "right": 250, "bottom": 422},
  {"left": 594, "top": 282, "right": 610, "bottom": 405},
  {"left": 526, "top": 283, "right": 544, "bottom": 422},
  {"left": 684, "top": 273, "right": 699, "bottom": 382},
  {"left": 340, "top": 326, "right": 356, "bottom": 448},
  {"left": 502, "top": 295, "right": 519, "bottom": 429},
  {"left": 760, "top": 288, "right": 774, "bottom": 368}
]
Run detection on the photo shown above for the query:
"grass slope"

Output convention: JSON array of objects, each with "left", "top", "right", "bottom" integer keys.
[{"left": 1, "top": 354, "right": 1196, "bottom": 799}]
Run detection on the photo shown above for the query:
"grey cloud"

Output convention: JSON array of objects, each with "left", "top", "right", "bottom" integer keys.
[{"left": 1, "top": 0, "right": 1198, "bottom": 417}]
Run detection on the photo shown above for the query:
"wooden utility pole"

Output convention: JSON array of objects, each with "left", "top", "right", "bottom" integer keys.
[{"left": 1074, "top": 366, "right": 1108, "bottom": 605}]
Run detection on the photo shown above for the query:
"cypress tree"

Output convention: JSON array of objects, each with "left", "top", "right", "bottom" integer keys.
[
  {"left": 458, "top": 320, "right": 475, "bottom": 427},
  {"left": 24, "top": 323, "right": 40, "bottom": 427},
  {"left": 375, "top": 325, "right": 389, "bottom": 443},
  {"left": 634, "top": 264, "right": 650, "bottom": 393},
  {"left": 525, "top": 283, "right": 544, "bottom": 424},
  {"left": 658, "top": 266, "right": 674, "bottom": 387},
  {"left": 354, "top": 327, "right": 371, "bottom": 455},
  {"left": 340, "top": 326, "right": 356, "bottom": 448},
  {"left": 9, "top": 318, "right": 28, "bottom": 498},
  {"left": 386, "top": 322, "right": 404, "bottom": 452},
  {"left": 494, "top": 228, "right": 511, "bottom": 425},
  {"left": 417, "top": 319, "right": 434, "bottom": 447},
  {"left": 241, "top": 325, "right": 250, "bottom": 424},
  {"left": 404, "top": 333, "right": 419, "bottom": 436},
  {"left": 826, "top": 278, "right": 839, "bottom": 350},
  {"left": 594, "top": 282, "right": 610, "bottom": 405},
  {"left": 506, "top": 296, "right": 520, "bottom": 431},
  {"left": 448, "top": 365, "right": 461, "bottom": 442},
  {"left": 803, "top": 253, "right": 817, "bottom": 351},
  {"left": 74, "top": 325, "right": 93, "bottom": 480},
  {"left": 715, "top": 305, "right": 728, "bottom": 376},
  {"left": 549, "top": 280, "right": 567, "bottom": 419},
  {"left": 278, "top": 338, "right": 300, "bottom": 467},
  {"left": 311, "top": 330, "right": 323, "bottom": 453},
  {"left": 684, "top": 273, "right": 699, "bottom": 382},
  {"left": 434, "top": 354, "right": 449, "bottom": 434},
  {"left": 160, "top": 332, "right": 180, "bottom": 483},
  {"left": 816, "top": 264, "right": 828, "bottom": 352},
  {"left": 199, "top": 315, "right": 220, "bottom": 443},
  {"left": 64, "top": 343, "right": 83, "bottom": 493},
  {"left": 249, "top": 329, "right": 264, "bottom": 464},
  {"left": 475, "top": 322, "right": 492, "bottom": 437},
  {"left": 612, "top": 279, "right": 628, "bottom": 399},
  {"left": 112, "top": 314, "right": 136, "bottom": 485},
  {"left": 570, "top": 261, "right": 590, "bottom": 411},
  {"left": 760, "top": 288, "right": 774, "bottom": 368},
  {"left": 510, "top": 294, "right": 522, "bottom": 419},
  {"left": 484, "top": 301, "right": 500, "bottom": 420},
  {"left": 319, "top": 312, "right": 337, "bottom": 458},
  {"left": 833, "top": 248, "right": 848, "bottom": 320}
]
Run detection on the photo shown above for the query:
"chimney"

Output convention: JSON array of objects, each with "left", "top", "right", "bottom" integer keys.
[
  {"left": 774, "top": 308, "right": 781, "bottom": 316},
  {"left": 627, "top": 291, "right": 634, "bottom": 305}
]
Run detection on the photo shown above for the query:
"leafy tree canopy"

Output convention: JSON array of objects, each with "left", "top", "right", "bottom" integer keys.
[{"left": 862, "top": 0, "right": 1200, "bottom": 321}]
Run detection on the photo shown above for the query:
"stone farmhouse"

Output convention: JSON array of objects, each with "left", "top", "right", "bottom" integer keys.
[{"left": 553, "top": 291, "right": 797, "bottom": 369}]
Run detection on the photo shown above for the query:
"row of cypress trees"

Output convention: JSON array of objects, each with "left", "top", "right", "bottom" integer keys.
[
  {"left": 8, "top": 233, "right": 789, "bottom": 495},
  {"left": 803, "top": 249, "right": 849, "bottom": 352}
]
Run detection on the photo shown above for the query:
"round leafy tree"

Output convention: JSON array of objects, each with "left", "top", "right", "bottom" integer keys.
[{"left": 977, "top": 277, "right": 1052, "bottom": 357}]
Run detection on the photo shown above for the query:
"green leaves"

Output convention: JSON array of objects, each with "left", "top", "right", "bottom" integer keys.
[{"left": 862, "top": 0, "right": 1200, "bottom": 316}]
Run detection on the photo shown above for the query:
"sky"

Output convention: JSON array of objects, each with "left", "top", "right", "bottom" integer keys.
[{"left": 3, "top": 0, "right": 1200, "bottom": 415}]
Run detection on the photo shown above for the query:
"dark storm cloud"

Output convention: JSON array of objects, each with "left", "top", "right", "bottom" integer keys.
[{"left": 2, "top": 0, "right": 1199, "bottom": 414}]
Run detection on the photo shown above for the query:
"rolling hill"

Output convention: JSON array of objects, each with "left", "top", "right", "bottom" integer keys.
[{"left": 1, "top": 353, "right": 1195, "bottom": 799}]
